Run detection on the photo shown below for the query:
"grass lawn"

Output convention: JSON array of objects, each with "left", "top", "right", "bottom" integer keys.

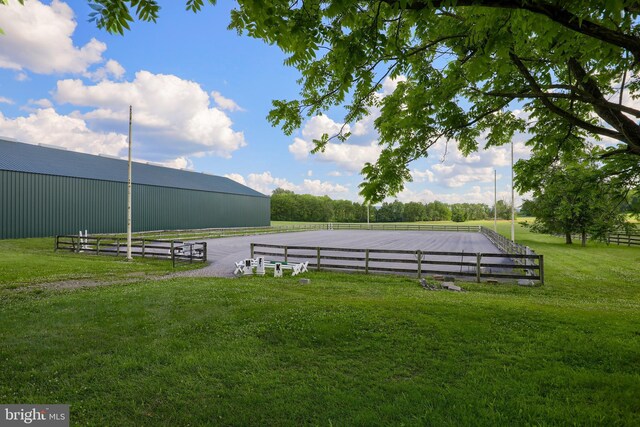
[{"left": 0, "top": 223, "right": 639, "bottom": 425}]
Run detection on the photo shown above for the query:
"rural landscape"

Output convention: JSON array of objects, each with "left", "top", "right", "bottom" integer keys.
[
  {"left": 1, "top": 0, "right": 640, "bottom": 426},
  {"left": 1, "top": 219, "right": 639, "bottom": 425}
]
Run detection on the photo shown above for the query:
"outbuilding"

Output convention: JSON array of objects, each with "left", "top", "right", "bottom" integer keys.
[{"left": 0, "top": 138, "right": 270, "bottom": 239}]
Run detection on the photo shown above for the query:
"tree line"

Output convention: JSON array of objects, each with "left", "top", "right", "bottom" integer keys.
[{"left": 271, "top": 189, "right": 514, "bottom": 223}]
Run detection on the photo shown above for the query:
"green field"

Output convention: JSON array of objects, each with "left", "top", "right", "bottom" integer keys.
[{"left": 1, "top": 221, "right": 639, "bottom": 425}]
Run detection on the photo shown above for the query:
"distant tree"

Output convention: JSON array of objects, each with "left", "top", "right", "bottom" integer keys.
[
  {"left": 425, "top": 201, "right": 452, "bottom": 221},
  {"left": 518, "top": 200, "right": 535, "bottom": 217},
  {"left": 491, "top": 200, "right": 512, "bottom": 220},
  {"left": 376, "top": 200, "right": 404, "bottom": 222},
  {"left": 403, "top": 202, "right": 426, "bottom": 222},
  {"left": 451, "top": 205, "right": 468, "bottom": 223},
  {"left": 519, "top": 153, "right": 629, "bottom": 246}
]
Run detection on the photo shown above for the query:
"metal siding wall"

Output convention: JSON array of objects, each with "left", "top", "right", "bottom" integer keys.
[{"left": 0, "top": 171, "right": 270, "bottom": 238}]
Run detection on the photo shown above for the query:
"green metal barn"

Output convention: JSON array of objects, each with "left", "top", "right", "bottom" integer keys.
[{"left": 0, "top": 138, "right": 270, "bottom": 239}]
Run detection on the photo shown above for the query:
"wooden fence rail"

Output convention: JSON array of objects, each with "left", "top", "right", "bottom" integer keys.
[
  {"left": 55, "top": 235, "right": 207, "bottom": 265},
  {"left": 251, "top": 243, "right": 543, "bottom": 284},
  {"left": 607, "top": 233, "right": 640, "bottom": 247}
]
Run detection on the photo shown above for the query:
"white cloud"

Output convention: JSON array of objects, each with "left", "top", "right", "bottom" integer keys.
[
  {"left": 307, "top": 170, "right": 313, "bottom": 177},
  {"left": 290, "top": 117, "right": 382, "bottom": 172},
  {"left": 0, "top": 97, "right": 14, "bottom": 105},
  {"left": 156, "top": 156, "right": 193, "bottom": 170},
  {"left": 55, "top": 70, "right": 246, "bottom": 158},
  {"left": 302, "top": 115, "right": 350, "bottom": 140},
  {"left": 245, "top": 171, "right": 297, "bottom": 194},
  {"left": 301, "top": 179, "right": 348, "bottom": 195},
  {"left": 86, "top": 59, "right": 125, "bottom": 81},
  {"left": 228, "top": 171, "right": 349, "bottom": 197},
  {"left": 328, "top": 171, "right": 343, "bottom": 177},
  {"left": 224, "top": 173, "right": 246, "bottom": 186},
  {"left": 396, "top": 185, "right": 524, "bottom": 206},
  {"left": 0, "top": 0, "right": 106, "bottom": 74},
  {"left": 289, "top": 137, "right": 313, "bottom": 160},
  {"left": 381, "top": 75, "right": 407, "bottom": 96},
  {"left": 28, "top": 98, "right": 54, "bottom": 108},
  {"left": 15, "top": 72, "right": 28, "bottom": 81},
  {"left": 211, "top": 91, "right": 245, "bottom": 112},
  {"left": 411, "top": 168, "right": 435, "bottom": 183},
  {"left": 0, "top": 108, "right": 127, "bottom": 155}
]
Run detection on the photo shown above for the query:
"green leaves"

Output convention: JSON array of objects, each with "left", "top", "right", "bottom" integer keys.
[
  {"left": 88, "top": 0, "right": 160, "bottom": 35},
  {"left": 73, "top": 0, "right": 640, "bottom": 202}
]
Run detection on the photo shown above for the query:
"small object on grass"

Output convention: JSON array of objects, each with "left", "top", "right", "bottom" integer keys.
[
  {"left": 299, "top": 278, "right": 311, "bottom": 285},
  {"left": 433, "top": 275, "right": 444, "bottom": 281},
  {"left": 442, "top": 282, "right": 463, "bottom": 292},
  {"left": 420, "top": 278, "right": 438, "bottom": 291},
  {"left": 487, "top": 279, "right": 499, "bottom": 285}
]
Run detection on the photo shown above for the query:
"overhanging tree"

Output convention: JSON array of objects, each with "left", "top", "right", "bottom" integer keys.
[
  {"left": 517, "top": 150, "right": 631, "bottom": 246},
  {"left": 24, "top": 0, "right": 640, "bottom": 201}
]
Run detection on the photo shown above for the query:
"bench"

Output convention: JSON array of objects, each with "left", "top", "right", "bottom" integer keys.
[{"left": 234, "top": 258, "right": 308, "bottom": 277}]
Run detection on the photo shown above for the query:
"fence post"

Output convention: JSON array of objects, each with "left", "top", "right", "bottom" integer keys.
[
  {"left": 202, "top": 242, "right": 207, "bottom": 262},
  {"left": 316, "top": 247, "right": 321, "bottom": 271},
  {"left": 116, "top": 238, "right": 120, "bottom": 256},
  {"left": 250, "top": 243, "right": 255, "bottom": 259},
  {"left": 55, "top": 236, "right": 59, "bottom": 252},
  {"left": 476, "top": 253, "right": 482, "bottom": 283},
  {"left": 142, "top": 239, "right": 146, "bottom": 258},
  {"left": 365, "top": 249, "right": 369, "bottom": 274},
  {"left": 96, "top": 237, "right": 100, "bottom": 255},
  {"left": 284, "top": 246, "right": 288, "bottom": 263},
  {"left": 539, "top": 255, "right": 544, "bottom": 286},
  {"left": 171, "top": 241, "right": 174, "bottom": 261},
  {"left": 417, "top": 250, "right": 422, "bottom": 279}
]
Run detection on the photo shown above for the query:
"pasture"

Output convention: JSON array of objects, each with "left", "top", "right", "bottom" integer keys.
[{"left": 0, "top": 220, "right": 638, "bottom": 425}]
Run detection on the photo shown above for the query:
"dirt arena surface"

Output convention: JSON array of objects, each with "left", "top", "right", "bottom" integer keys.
[{"left": 177, "top": 230, "right": 504, "bottom": 278}]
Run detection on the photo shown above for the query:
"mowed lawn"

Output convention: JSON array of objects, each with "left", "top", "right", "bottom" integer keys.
[{"left": 0, "top": 222, "right": 639, "bottom": 425}]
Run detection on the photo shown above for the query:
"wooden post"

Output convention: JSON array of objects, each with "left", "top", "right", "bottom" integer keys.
[
  {"left": 171, "top": 241, "right": 175, "bottom": 262},
  {"left": 116, "top": 238, "right": 120, "bottom": 256},
  {"left": 202, "top": 242, "right": 207, "bottom": 262},
  {"left": 476, "top": 253, "right": 482, "bottom": 283},
  {"left": 54, "top": 236, "right": 58, "bottom": 252},
  {"left": 539, "top": 255, "right": 544, "bottom": 285},
  {"left": 316, "top": 247, "right": 321, "bottom": 271},
  {"left": 142, "top": 239, "right": 146, "bottom": 258},
  {"left": 250, "top": 243, "right": 255, "bottom": 259},
  {"left": 96, "top": 237, "right": 100, "bottom": 255},
  {"left": 417, "top": 250, "right": 422, "bottom": 279},
  {"left": 284, "top": 246, "right": 288, "bottom": 263},
  {"left": 365, "top": 249, "right": 369, "bottom": 274}
]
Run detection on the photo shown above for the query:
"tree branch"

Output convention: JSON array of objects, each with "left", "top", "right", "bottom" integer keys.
[
  {"left": 381, "top": 0, "right": 640, "bottom": 62},
  {"left": 508, "top": 52, "right": 627, "bottom": 141}
]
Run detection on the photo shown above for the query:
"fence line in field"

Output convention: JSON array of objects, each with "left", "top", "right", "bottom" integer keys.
[
  {"left": 607, "top": 232, "right": 640, "bottom": 247},
  {"left": 250, "top": 243, "right": 543, "bottom": 284},
  {"left": 55, "top": 235, "right": 207, "bottom": 266}
]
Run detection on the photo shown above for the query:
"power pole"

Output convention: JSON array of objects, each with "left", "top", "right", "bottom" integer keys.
[
  {"left": 127, "top": 105, "right": 133, "bottom": 261},
  {"left": 510, "top": 140, "right": 515, "bottom": 242},
  {"left": 494, "top": 169, "right": 497, "bottom": 232}
]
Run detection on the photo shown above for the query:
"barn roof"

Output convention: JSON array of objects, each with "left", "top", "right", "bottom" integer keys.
[{"left": 0, "top": 138, "right": 267, "bottom": 198}]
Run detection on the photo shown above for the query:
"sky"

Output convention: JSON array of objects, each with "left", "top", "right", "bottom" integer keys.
[{"left": 0, "top": 0, "right": 532, "bottom": 206}]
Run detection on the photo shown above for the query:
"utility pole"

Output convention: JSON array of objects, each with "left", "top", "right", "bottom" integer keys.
[
  {"left": 494, "top": 169, "right": 497, "bottom": 232},
  {"left": 127, "top": 105, "right": 133, "bottom": 261},
  {"left": 511, "top": 140, "right": 515, "bottom": 242},
  {"left": 366, "top": 202, "right": 370, "bottom": 225}
]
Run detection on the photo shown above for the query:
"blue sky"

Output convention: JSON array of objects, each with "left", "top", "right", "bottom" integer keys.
[{"left": 0, "top": 0, "right": 531, "bottom": 205}]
